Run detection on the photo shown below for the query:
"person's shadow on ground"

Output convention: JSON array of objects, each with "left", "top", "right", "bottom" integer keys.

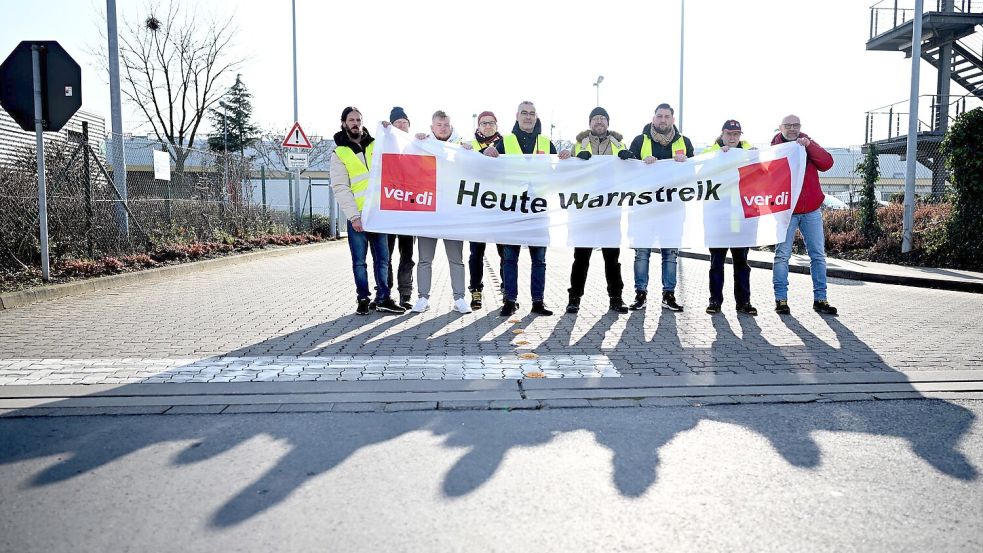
[{"left": 0, "top": 312, "right": 977, "bottom": 527}]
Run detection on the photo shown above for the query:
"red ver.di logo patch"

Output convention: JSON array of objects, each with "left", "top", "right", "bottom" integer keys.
[
  {"left": 737, "top": 158, "right": 792, "bottom": 218},
  {"left": 380, "top": 154, "right": 437, "bottom": 211}
]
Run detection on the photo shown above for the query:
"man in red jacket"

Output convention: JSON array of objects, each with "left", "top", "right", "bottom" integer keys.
[{"left": 771, "top": 115, "right": 838, "bottom": 315}]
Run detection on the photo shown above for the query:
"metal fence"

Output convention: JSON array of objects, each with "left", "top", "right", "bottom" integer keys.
[{"left": 0, "top": 129, "right": 346, "bottom": 271}]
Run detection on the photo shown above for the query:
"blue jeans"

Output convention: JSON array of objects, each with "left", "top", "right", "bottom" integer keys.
[
  {"left": 773, "top": 208, "right": 827, "bottom": 301},
  {"left": 502, "top": 245, "right": 546, "bottom": 302},
  {"left": 632, "top": 248, "right": 677, "bottom": 293},
  {"left": 347, "top": 220, "right": 391, "bottom": 301}
]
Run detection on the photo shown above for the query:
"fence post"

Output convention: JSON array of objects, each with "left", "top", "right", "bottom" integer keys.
[
  {"left": 82, "top": 122, "right": 94, "bottom": 258},
  {"left": 287, "top": 172, "right": 294, "bottom": 222},
  {"left": 308, "top": 177, "right": 313, "bottom": 230},
  {"left": 260, "top": 165, "right": 267, "bottom": 213}
]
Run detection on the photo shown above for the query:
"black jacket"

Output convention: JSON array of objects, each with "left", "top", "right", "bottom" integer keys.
[
  {"left": 332, "top": 127, "right": 374, "bottom": 154},
  {"left": 495, "top": 120, "right": 558, "bottom": 154},
  {"left": 627, "top": 124, "right": 694, "bottom": 160}
]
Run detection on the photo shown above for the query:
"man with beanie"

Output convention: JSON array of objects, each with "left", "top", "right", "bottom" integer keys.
[
  {"left": 771, "top": 114, "right": 837, "bottom": 315},
  {"left": 385, "top": 106, "right": 416, "bottom": 309},
  {"left": 329, "top": 106, "right": 405, "bottom": 315},
  {"left": 624, "top": 103, "right": 693, "bottom": 312},
  {"left": 703, "top": 119, "right": 757, "bottom": 316},
  {"left": 566, "top": 106, "right": 629, "bottom": 315},
  {"left": 467, "top": 110, "right": 506, "bottom": 309},
  {"left": 410, "top": 111, "right": 472, "bottom": 314},
  {"left": 484, "top": 100, "right": 571, "bottom": 317}
]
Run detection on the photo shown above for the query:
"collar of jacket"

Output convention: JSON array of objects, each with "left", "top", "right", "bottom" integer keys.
[
  {"left": 642, "top": 123, "right": 681, "bottom": 142},
  {"left": 333, "top": 127, "right": 374, "bottom": 154}
]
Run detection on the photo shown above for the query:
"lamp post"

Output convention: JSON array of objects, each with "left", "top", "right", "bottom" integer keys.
[
  {"left": 220, "top": 100, "right": 229, "bottom": 192},
  {"left": 593, "top": 75, "right": 604, "bottom": 106},
  {"left": 678, "top": 0, "right": 685, "bottom": 133}
]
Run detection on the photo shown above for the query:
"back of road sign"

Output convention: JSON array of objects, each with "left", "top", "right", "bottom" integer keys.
[{"left": 0, "top": 40, "right": 82, "bottom": 132}]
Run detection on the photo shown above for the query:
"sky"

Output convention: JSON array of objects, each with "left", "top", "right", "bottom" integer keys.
[{"left": 0, "top": 0, "right": 965, "bottom": 148}]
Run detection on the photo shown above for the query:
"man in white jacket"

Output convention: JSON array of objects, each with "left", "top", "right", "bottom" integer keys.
[{"left": 410, "top": 111, "right": 471, "bottom": 314}]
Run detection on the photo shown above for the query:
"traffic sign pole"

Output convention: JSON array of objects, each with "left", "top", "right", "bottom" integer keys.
[{"left": 31, "top": 45, "right": 50, "bottom": 281}]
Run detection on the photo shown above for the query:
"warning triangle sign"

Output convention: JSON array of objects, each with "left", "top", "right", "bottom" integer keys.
[{"left": 282, "top": 122, "right": 313, "bottom": 149}]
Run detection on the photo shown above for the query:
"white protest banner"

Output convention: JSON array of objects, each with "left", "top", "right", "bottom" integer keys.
[{"left": 362, "top": 124, "right": 806, "bottom": 248}]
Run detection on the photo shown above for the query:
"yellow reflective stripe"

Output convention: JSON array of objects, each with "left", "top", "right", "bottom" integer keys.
[
  {"left": 536, "top": 134, "right": 550, "bottom": 154},
  {"left": 672, "top": 136, "right": 686, "bottom": 156},
  {"left": 576, "top": 137, "right": 622, "bottom": 155},
  {"left": 335, "top": 143, "right": 373, "bottom": 210},
  {"left": 503, "top": 134, "right": 521, "bottom": 154},
  {"left": 641, "top": 136, "right": 652, "bottom": 159}
]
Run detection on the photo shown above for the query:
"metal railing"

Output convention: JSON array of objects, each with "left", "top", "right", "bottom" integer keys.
[
  {"left": 864, "top": 93, "right": 982, "bottom": 143},
  {"left": 870, "top": 0, "right": 983, "bottom": 39}
]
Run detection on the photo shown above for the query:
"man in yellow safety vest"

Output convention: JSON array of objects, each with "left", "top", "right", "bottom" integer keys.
[{"left": 329, "top": 106, "right": 406, "bottom": 316}]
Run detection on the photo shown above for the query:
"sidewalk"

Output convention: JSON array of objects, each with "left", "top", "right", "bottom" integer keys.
[{"left": 679, "top": 248, "right": 983, "bottom": 293}]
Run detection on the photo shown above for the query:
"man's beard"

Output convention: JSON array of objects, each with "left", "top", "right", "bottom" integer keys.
[
  {"left": 654, "top": 124, "right": 672, "bottom": 134},
  {"left": 346, "top": 126, "right": 362, "bottom": 140},
  {"left": 590, "top": 128, "right": 607, "bottom": 137}
]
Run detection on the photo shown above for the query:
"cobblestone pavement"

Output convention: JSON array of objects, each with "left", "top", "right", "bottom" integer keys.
[{"left": 1, "top": 242, "right": 981, "bottom": 384}]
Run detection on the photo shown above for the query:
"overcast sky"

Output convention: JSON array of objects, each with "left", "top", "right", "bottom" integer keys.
[{"left": 0, "top": 0, "right": 963, "bottom": 147}]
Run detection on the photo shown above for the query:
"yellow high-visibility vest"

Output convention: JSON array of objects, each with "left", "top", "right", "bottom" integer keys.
[
  {"left": 703, "top": 140, "right": 753, "bottom": 153},
  {"left": 334, "top": 141, "right": 375, "bottom": 210},
  {"left": 640, "top": 134, "right": 687, "bottom": 159},
  {"left": 503, "top": 133, "right": 551, "bottom": 155},
  {"left": 573, "top": 136, "right": 623, "bottom": 155}
]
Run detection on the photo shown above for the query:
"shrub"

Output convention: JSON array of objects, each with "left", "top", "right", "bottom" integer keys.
[{"left": 940, "top": 107, "right": 983, "bottom": 269}]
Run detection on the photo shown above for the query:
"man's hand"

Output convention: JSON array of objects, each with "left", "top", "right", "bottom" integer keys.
[
  {"left": 483, "top": 146, "right": 499, "bottom": 157},
  {"left": 673, "top": 153, "right": 687, "bottom": 162},
  {"left": 643, "top": 156, "right": 657, "bottom": 164},
  {"left": 461, "top": 142, "right": 473, "bottom": 150},
  {"left": 558, "top": 149, "right": 571, "bottom": 160},
  {"left": 351, "top": 217, "right": 364, "bottom": 232},
  {"left": 617, "top": 150, "right": 634, "bottom": 160},
  {"left": 796, "top": 137, "right": 811, "bottom": 147},
  {"left": 380, "top": 121, "right": 390, "bottom": 129},
  {"left": 720, "top": 145, "right": 731, "bottom": 152},
  {"left": 415, "top": 133, "right": 427, "bottom": 140}
]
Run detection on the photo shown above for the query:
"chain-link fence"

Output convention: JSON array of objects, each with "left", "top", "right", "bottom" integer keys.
[{"left": 0, "top": 128, "right": 314, "bottom": 271}]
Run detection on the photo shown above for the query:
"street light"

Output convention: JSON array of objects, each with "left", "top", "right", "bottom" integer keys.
[
  {"left": 678, "top": 0, "right": 685, "bottom": 133},
  {"left": 593, "top": 75, "right": 604, "bottom": 106}
]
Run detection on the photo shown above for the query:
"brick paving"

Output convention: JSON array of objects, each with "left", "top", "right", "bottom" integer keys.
[{"left": 0, "top": 242, "right": 980, "bottom": 384}]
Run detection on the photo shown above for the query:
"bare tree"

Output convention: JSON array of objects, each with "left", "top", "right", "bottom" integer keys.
[{"left": 116, "top": 1, "right": 243, "bottom": 174}]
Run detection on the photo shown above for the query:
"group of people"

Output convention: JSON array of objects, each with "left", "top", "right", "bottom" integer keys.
[{"left": 328, "top": 102, "right": 838, "bottom": 319}]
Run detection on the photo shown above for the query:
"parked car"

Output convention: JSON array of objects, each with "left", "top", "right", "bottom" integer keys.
[{"left": 821, "top": 196, "right": 849, "bottom": 210}]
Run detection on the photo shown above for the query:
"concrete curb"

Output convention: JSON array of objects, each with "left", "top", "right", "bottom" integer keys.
[
  {"left": 677, "top": 250, "right": 983, "bottom": 293},
  {"left": 2, "top": 370, "right": 981, "bottom": 417},
  {"left": 0, "top": 241, "right": 342, "bottom": 311}
]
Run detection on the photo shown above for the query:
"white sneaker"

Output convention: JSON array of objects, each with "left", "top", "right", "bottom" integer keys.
[
  {"left": 411, "top": 297, "right": 430, "bottom": 313},
  {"left": 453, "top": 297, "right": 473, "bottom": 314}
]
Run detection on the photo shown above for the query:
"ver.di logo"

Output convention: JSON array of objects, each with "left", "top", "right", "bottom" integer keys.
[
  {"left": 380, "top": 153, "right": 437, "bottom": 212},
  {"left": 737, "top": 158, "right": 792, "bottom": 218}
]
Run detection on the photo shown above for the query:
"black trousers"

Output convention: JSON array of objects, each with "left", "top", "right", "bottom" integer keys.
[
  {"left": 568, "top": 247, "right": 623, "bottom": 299},
  {"left": 709, "top": 247, "right": 751, "bottom": 304},
  {"left": 468, "top": 242, "right": 505, "bottom": 291},
  {"left": 386, "top": 234, "right": 415, "bottom": 300}
]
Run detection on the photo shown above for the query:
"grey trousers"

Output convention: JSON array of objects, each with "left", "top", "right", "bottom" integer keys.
[{"left": 417, "top": 237, "right": 465, "bottom": 300}]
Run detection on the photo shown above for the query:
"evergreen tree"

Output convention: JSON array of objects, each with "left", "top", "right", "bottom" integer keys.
[
  {"left": 856, "top": 143, "right": 881, "bottom": 241},
  {"left": 208, "top": 74, "right": 260, "bottom": 154}
]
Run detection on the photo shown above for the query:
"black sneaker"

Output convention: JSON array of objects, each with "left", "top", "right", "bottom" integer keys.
[
  {"left": 368, "top": 301, "right": 377, "bottom": 311},
  {"left": 736, "top": 302, "right": 758, "bottom": 316},
  {"left": 609, "top": 297, "right": 629, "bottom": 314},
  {"left": 566, "top": 297, "right": 581, "bottom": 314},
  {"left": 706, "top": 302, "right": 721, "bottom": 314},
  {"left": 813, "top": 300, "right": 838, "bottom": 315},
  {"left": 662, "top": 291, "right": 684, "bottom": 311},
  {"left": 775, "top": 299, "right": 790, "bottom": 314},
  {"left": 500, "top": 300, "right": 519, "bottom": 317},
  {"left": 356, "top": 298, "right": 371, "bottom": 315},
  {"left": 399, "top": 296, "right": 413, "bottom": 311},
  {"left": 531, "top": 301, "right": 553, "bottom": 316},
  {"left": 629, "top": 291, "right": 647, "bottom": 310},
  {"left": 375, "top": 298, "right": 406, "bottom": 314},
  {"left": 470, "top": 290, "right": 483, "bottom": 310}
]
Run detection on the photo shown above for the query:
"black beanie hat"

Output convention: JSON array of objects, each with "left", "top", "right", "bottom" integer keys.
[
  {"left": 589, "top": 106, "right": 609, "bottom": 122},
  {"left": 340, "top": 106, "right": 361, "bottom": 122},
  {"left": 389, "top": 106, "right": 409, "bottom": 124}
]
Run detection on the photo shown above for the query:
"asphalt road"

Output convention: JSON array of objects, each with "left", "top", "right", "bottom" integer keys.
[{"left": 1, "top": 400, "right": 982, "bottom": 552}]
